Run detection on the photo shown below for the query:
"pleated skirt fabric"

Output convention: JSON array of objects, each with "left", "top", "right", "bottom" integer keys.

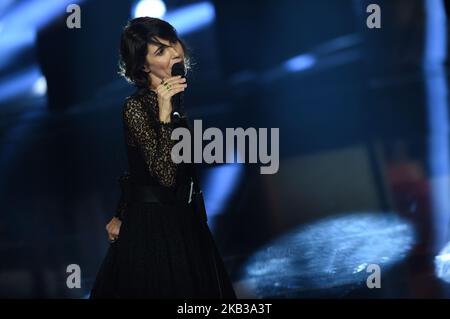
[{"left": 90, "top": 200, "right": 237, "bottom": 299}]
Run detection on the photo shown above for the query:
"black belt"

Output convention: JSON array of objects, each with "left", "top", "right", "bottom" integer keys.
[
  {"left": 130, "top": 185, "right": 159, "bottom": 203},
  {"left": 125, "top": 181, "right": 207, "bottom": 223},
  {"left": 130, "top": 184, "right": 189, "bottom": 204}
]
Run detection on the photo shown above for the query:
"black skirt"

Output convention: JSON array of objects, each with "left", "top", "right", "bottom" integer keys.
[{"left": 90, "top": 199, "right": 237, "bottom": 299}]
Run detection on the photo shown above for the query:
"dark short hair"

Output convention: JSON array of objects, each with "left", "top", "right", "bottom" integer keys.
[{"left": 119, "top": 17, "right": 190, "bottom": 89}]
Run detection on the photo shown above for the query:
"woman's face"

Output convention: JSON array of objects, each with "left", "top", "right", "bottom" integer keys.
[{"left": 144, "top": 36, "right": 184, "bottom": 87}]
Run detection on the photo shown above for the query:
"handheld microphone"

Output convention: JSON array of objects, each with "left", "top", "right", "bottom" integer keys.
[{"left": 171, "top": 62, "right": 186, "bottom": 122}]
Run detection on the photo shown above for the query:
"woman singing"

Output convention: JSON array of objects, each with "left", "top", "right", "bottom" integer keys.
[{"left": 90, "top": 17, "right": 237, "bottom": 299}]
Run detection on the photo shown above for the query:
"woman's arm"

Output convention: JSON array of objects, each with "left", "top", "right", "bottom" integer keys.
[
  {"left": 103, "top": 173, "right": 128, "bottom": 242},
  {"left": 114, "top": 172, "right": 131, "bottom": 220},
  {"left": 123, "top": 97, "right": 178, "bottom": 187}
]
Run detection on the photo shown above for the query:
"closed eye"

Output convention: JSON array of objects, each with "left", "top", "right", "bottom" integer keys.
[{"left": 155, "top": 48, "right": 165, "bottom": 56}]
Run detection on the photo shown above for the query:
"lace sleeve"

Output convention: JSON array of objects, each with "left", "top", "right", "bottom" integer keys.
[
  {"left": 123, "top": 97, "right": 178, "bottom": 187},
  {"left": 114, "top": 172, "right": 131, "bottom": 220}
]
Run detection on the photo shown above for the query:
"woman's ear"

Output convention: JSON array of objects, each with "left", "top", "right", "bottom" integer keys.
[{"left": 142, "top": 64, "right": 151, "bottom": 73}]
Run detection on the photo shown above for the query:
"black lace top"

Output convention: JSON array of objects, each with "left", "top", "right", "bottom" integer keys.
[{"left": 114, "top": 88, "right": 192, "bottom": 220}]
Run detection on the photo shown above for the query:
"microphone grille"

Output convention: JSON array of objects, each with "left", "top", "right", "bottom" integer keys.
[{"left": 171, "top": 62, "right": 186, "bottom": 77}]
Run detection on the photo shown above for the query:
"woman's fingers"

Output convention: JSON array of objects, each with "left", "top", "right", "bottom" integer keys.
[
  {"left": 112, "top": 221, "right": 121, "bottom": 235},
  {"left": 105, "top": 218, "right": 121, "bottom": 242},
  {"left": 159, "top": 84, "right": 187, "bottom": 96},
  {"left": 110, "top": 226, "right": 120, "bottom": 236},
  {"left": 157, "top": 83, "right": 187, "bottom": 99},
  {"left": 156, "top": 84, "right": 186, "bottom": 97},
  {"left": 154, "top": 75, "right": 188, "bottom": 121},
  {"left": 157, "top": 76, "right": 186, "bottom": 92},
  {"left": 161, "top": 75, "right": 186, "bottom": 85},
  {"left": 108, "top": 229, "right": 119, "bottom": 242}
]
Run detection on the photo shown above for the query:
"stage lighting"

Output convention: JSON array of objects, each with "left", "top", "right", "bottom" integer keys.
[
  {"left": 132, "top": 0, "right": 166, "bottom": 19},
  {"left": 435, "top": 242, "right": 450, "bottom": 283},
  {"left": 32, "top": 75, "right": 47, "bottom": 96},
  {"left": 283, "top": 54, "right": 316, "bottom": 73},
  {"left": 241, "top": 212, "right": 415, "bottom": 297},
  {"left": 164, "top": 2, "right": 215, "bottom": 35}
]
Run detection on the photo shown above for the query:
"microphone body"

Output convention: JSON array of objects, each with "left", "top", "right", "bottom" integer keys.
[{"left": 171, "top": 62, "right": 186, "bottom": 124}]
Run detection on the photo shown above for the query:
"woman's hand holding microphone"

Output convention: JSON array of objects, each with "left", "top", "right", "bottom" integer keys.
[{"left": 150, "top": 73, "right": 187, "bottom": 123}]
